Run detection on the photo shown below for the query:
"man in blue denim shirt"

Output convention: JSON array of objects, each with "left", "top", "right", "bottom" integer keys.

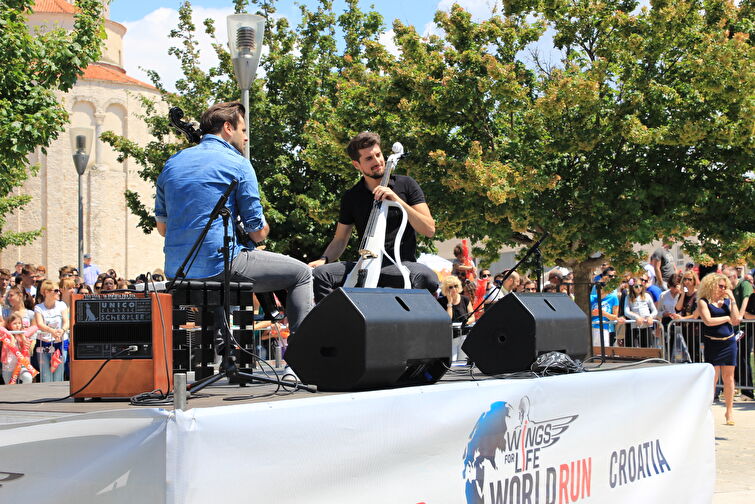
[{"left": 155, "top": 102, "right": 312, "bottom": 331}]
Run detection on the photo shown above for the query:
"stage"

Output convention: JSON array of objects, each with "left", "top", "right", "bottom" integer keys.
[{"left": 0, "top": 363, "right": 714, "bottom": 503}]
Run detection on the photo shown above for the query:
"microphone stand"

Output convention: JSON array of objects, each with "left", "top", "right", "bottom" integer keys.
[
  {"left": 167, "top": 179, "right": 315, "bottom": 395},
  {"left": 567, "top": 280, "right": 612, "bottom": 365},
  {"left": 459, "top": 232, "right": 549, "bottom": 330}
]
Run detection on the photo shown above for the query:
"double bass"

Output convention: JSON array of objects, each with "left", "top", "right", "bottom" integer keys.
[{"left": 344, "top": 142, "right": 411, "bottom": 289}]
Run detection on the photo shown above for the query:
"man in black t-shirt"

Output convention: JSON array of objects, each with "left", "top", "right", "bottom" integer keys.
[{"left": 308, "top": 132, "right": 439, "bottom": 302}]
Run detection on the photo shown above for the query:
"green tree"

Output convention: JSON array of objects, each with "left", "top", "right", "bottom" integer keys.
[
  {"left": 103, "top": 0, "right": 390, "bottom": 261},
  {"left": 0, "top": 0, "right": 105, "bottom": 248},
  {"left": 307, "top": 0, "right": 754, "bottom": 312}
]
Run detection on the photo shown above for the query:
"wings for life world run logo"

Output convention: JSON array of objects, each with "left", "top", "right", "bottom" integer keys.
[
  {"left": 463, "top": 398, "right": 582, "bottom": 504},
  {"left": 462, "top": 398, "right": 672, "bottom": 504}
]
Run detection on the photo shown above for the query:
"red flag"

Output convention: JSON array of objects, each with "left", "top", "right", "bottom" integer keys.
[
  {"left": 50, "top": 348, "right": 63, "bottom": 373},
  {"left": 461, "top": 239, "right": 476, "bottom": 282}
]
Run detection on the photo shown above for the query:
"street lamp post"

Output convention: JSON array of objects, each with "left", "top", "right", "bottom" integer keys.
[
  {"left": 70, "top": 127, "right": 93, "bottom": 276},
  {"left": 227, "top": 14, "right": 265, "bottom": 160}
]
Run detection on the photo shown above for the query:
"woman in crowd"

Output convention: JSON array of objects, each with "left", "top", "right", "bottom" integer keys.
[
  {"left": 658, "top": 273, "right": 683, "bottom": 327},
  {"left": 34, "top": 280, "right": 69, "bottom": 382},
  {"left": 437, "top": 276, "right": 474, "bottom": 325},
  {"left": 521, "top": 280, "right": 537, "bottom": 293},
  {"left": 3, "top": 287, "right": 35, "bottom": 327},
  {"left": 624, "top": 277, "right": 658, "bottom": 347},
  {"left": 676, "top": 270, "right": 702, "bottom": 362},
  {"left": 59, "top": 277, "right": 77, "bottom": 308},
  {"left": 697, "top": 273, "right": 740, "bottom": 425},
  {"left": 78, "top": 284, "right": 93, "bottom": 295},
  {"left": 100, "top": 276, "right": 116, "bottom": 292},
  {"left": 658, "top": 273, "right": 683, "bottom": 355},
  {"left": 559, "top": 282, "right": 574, "bottom": 300}
]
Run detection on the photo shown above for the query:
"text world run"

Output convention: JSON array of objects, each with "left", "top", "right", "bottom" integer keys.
[
  {"left": 609, "top": 439, "right": 670, "bottom": 488},
  {"left": 487, "top": 458, "right": 591, "bottom": 504}
]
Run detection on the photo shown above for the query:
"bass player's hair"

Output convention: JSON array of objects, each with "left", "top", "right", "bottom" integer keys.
[
  {"left": 346, "top": 131, "right": 381, "bottom": 161},
  {"left": 200, "top": 102, "right": 245, "bottom": 135}
]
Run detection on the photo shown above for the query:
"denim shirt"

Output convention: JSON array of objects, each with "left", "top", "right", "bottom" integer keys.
[{"left": 155, "top": 135, "right": 266, "bottom": 279}]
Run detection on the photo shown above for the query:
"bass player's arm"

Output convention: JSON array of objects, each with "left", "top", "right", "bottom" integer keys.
[
  {"left": 372, "top": 186, "right": 435, "bottom": 238},
  {"left": 308, "top": 223, "right": 354, "bottom": 268}
]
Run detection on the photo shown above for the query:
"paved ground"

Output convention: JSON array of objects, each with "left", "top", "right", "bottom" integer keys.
[{"left": 712, "top": 396, "right": 755, "bottom": 503}]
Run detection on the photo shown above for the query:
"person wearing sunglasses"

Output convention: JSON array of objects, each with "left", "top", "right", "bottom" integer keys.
[
  {"left": 624, "top": 277, "right": 658, "bottom": 347},
  {"left": 437, "top": 276, "right": 473, "bottom": 325},
  {"left": 697, "top": 273, "right": 741, "bottom": 425},
  {"left": 33, "top": 280, "right": 69, "bottom": 382},
  {"left": 479, "top": 269, "right": 503, "bottom": 310},
  {"left": 522, "top": 281, "right": 537, "bottom": 293},
  {"left": 58, "top": 277, "right": 77, "bottom": 309},
  {"left": 675, "top": 271, "right": 702, "bottom": 362}
]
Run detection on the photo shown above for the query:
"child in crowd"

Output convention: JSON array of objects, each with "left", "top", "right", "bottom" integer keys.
[{"left": 1, "top": 313, "right": 38, "bottom": 384}]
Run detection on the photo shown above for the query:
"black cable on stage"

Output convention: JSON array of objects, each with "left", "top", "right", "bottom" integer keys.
[
  {"left": 219, "top": 310, "right": 308, "bottom": 396},
  {"left": 0, "top": 347, "right": 134, "bottom": 405},
  {"left": 583, "top": 357, "right": 670, "bottom": 371}
]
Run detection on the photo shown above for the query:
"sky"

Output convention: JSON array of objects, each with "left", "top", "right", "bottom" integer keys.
[{"left": 107, "top": 0, "right": 504, "bottom": 89}]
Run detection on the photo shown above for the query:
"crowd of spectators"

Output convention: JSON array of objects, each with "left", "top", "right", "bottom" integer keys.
[
  {"left": 5, "top": 245, "right": 754, "bottom": 421},
  {"left": 0, "top": 255, "right": 165, "bottom": 385},
  {"left": 440, "top": 243, "right": 754, "bottom": 420}
]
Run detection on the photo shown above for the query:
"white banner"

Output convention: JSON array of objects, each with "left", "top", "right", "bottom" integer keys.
[
  {"left": 169, "top": 364, "right": 714, "bottom": 504},
  {"left": 0, "top": 409, "right": 169, "bottom": 503},
  {"left": 0, "top": 364, "right": 714, "bottom": 503}
]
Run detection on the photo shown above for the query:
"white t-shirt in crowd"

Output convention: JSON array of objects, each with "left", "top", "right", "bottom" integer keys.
[
  {"left": 658, "top": 289, "right": 679, "bottom": 318},
  {"left": 34, "top": 301, "right": 68, "bottom": 343}
]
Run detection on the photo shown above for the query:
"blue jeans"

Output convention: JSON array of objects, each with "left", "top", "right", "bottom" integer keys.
[{"left": 37, "top": 344, "right": 67, "bottom": 382}]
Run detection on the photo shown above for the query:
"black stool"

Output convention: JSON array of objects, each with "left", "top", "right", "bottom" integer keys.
[{"left": 170, "top": 281, "right": 282, "bottom": 380}]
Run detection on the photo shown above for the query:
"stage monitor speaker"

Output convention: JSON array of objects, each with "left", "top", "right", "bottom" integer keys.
[
  {"left": 285, "top": 287, "right": 451, "bottom": 392},
  {"left": 462, "top": 292, "right": 589, "bottom": 375},
  {"left": 70, "top": 292, "right": 173, "bottom": 399}
]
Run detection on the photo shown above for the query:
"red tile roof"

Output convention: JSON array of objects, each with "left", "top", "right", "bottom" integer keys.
[
  {"left": 32, "top": 0, "right": 77, "bottom": 14},
  {"left": 82, "top": 63, "right": 157, "bottom": 90}
]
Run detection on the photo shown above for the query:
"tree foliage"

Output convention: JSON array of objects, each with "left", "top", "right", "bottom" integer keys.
[
  {"left": 103, "top": 0, "right": 388, "bottom": 262},
  {"left": 0, "top": 0, "right": 105, "bottom": 249},
  {"left": 307, "top": 0, "right": 754, "bottom": 311},
  {"left": 106, "top": 0, "right": 753, "bottom": 312}
]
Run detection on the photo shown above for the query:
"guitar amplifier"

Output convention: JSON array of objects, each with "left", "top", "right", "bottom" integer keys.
[{"left": 70, "top": 292, "right": 173, "bottom": 399}]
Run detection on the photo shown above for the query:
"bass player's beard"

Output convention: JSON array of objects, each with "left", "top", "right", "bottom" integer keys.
[{"left": 365, "top": 164, "right": 385, "bottom": 180}]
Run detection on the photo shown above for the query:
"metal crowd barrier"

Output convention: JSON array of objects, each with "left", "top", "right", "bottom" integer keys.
[
  {"left": 615, "top": 319, "right": 665, "bottom": 353},
  {"left": 666, "top": 319, "right": 754, "bottom": 395}
]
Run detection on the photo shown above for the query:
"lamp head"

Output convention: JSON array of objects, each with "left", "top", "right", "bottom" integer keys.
[
  {"left": 227, "top": 14, "right": 266, "bottom": 90},
  {"left": 69, "top": 127, "right": 93, "bottom": 175}
]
